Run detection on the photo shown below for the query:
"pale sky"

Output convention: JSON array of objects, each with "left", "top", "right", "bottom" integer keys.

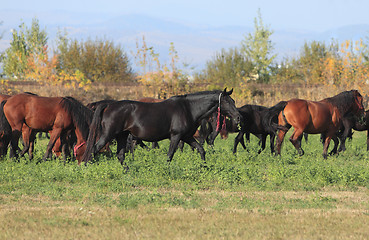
[{"left": 2, "top": 0, "right": 369, "bottom": 31}]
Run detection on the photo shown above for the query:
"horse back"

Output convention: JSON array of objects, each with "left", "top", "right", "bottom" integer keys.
[
  {"left": 282, "top": 99, "right": 337, "bottom": 133},
  {"left": 0, "top": 94, "right": 11, "bottom": 102},
  {"left": 103, "top": 100, "right": 182, "bottom": 141},
  {"left": 238, "top": 105, "right": 268, "bottom": 133},
  {"left": 4, "top": 94, "right": 69, "bottom": 131}
]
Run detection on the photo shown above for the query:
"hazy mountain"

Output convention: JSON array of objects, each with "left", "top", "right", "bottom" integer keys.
[{"left": 1, "top": 10, "right": 369, "bottom": 70}]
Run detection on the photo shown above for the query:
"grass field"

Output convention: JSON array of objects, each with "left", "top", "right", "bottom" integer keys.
[{"left": 0, "top": 132, "right": 369, "bottom": 239}]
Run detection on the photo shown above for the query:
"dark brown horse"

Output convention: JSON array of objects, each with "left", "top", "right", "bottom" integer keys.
[
  {"left": 0, "top": 94, "right": 12, "bottom": 156},
  {"left": 81, "top": 89, "right": 241, "bottom": 166},
  {"left": 268, "top": 90, "right": 364, "bottom": 158},
  {"left": 1, "top": 93, "right": 93, "bottom": 162},
  {"left": 232, "top": 103, "right": 288, "bottom": 154},
  {"left": 334, "top": 110, "right": 369, "bottom": 152}
]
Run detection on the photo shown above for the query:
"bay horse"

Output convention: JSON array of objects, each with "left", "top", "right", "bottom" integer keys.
[
  {"left": 81, "top": 88, "right": 241, "bottom": 166},
  {"left": 1, "top": 93, "right": 93, "bottom": 162},
  {"left": 268, "top": 90, "right": 364, "bottom": 158}
]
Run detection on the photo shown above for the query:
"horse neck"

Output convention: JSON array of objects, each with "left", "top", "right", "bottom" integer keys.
[{"left": 185, "top": 95, "right": 218, "bottom": 123}]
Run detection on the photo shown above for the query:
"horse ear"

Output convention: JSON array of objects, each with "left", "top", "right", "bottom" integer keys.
[
  {"left": 226, "top": 88, "right": 233, "bottom": 95},
  {"left": 222, "top": 87, "right": 233, "bottom": 96}
]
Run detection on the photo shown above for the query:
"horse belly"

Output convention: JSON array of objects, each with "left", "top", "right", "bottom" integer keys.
[
  {"left": 130, "top": 127, "right": 170, "bottom": 142},
  {"left": 304, "top": 115, "right": 332, "bottom": 134},
  {"left": 25, "top": 116, "right": 54, "bottom": 131},
  {"left": 128, "top": 118, "right": 171, "bottom": 142}
]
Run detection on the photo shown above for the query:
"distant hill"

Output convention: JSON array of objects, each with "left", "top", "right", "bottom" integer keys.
[{"left": 1, "top": 10, "right": 369, "bottom": 70}]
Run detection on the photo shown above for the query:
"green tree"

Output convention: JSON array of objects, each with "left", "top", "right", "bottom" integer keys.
[
  {"left": 3, "top": 18, "right": 47, "bottom": 79},
  {"left": 241, "top": 9, "right": 276, "bottom": 83},
  {"left": 296, "top": 41, "right": 334, "bottom": 84},
  {"left": 56, "top": 33, "right": 134, "bottom": 83},
  {"left": 196, "top": 47, "right": 253, "bottom": 89}
]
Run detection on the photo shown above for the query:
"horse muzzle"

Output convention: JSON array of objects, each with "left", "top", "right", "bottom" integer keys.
[{"left": 233, "top": 114, "right": 242, "bottom": 131}]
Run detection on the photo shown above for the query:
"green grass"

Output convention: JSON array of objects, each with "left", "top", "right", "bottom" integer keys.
[
  {"left": 1, "top": 132, "right": 369, "bottom": 239},
  {"left": 1, "top": 132, "right": 369, "bottom": 200}
]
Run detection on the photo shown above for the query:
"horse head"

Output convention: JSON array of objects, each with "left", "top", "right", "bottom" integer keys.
[
  {"left": 352, "top": 90, "right": 365, "bottom": 120},
  {"left": 219, "top": 88, "right": 242, "bottom": 129}
]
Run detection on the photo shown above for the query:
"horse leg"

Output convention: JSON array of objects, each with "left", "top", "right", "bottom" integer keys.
[
  {"left": 89, "top": 133, "right": 114, "bottom": 163},
  {"left": 322, "top": 136, "right": 332, "bottom": 159},
  {"left": 289, "top": 129, "right": 304, "bottom": 156},
  {"left": 303, "top": 132, "right": 308, "bottom": 143},
  {"left": 183, "top": 136, "right": 206, "bottom": 163},
  {"left": 207, "top": 130, "right": 219, "bottom": 146},
  {"left": 338, "top": 120, "right": 352, "bottom": 152},
  {"left": 367, "top": 130, "right": 369, "bottom": 151},
  {"left": 27, "top": 130, "right": 36, "bottom": 160},
  {"left": 178, "top": 141, "right": 185, "bottom": 152},
  {"left": 329, "top": 135, "right": 339, "bottom": 155},
  {"left": 116, "top": 132, "right": 129, "bottom": 168},
  {"left": 275, "top": 128, "right": 288, "bottom": 155},
  {"left": 269, "top": 133, "right": 276, "bottom": 154},
  {"left": 258, "top": 134, "right": 267, "bottom": 154},
  {"left": 152, "top": 141, "right": 159, "bottom": 149},
  {"left": 62, "top": 140, "right": 71, "bottom": 162},
  {"left": 58, "top": 133, "right": 70, "bottom": 163},
  {"left": 43, "top": 129, "right": 62, "bottom": 161},
  {"left": 233, "top": 131, "right": 244, "bottom": 153},
  {"left": 167, "top": 135, "right": 181, "bottom": 162},
  {"left": 20, "top": 127, "right": 32, "bottom": 158},
  {"left": 239, "top": 133, "right": 247, "bottom": 149},
  {"left": 9, "top": 130, "right": 21, "bottom": 159}
]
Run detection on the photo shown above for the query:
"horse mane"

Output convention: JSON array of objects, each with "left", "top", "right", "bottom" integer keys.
[
  {"left": 0, "top": 100, "right": 12, "bottom": 143},
  {"left": 323, "top": 90, "right": 357, "bottom": 115},
  {"left": 87, "top": 99, "right": 117, "bottom": 110},
  {"left": 23, "top": 92, "right": 38, "bottom": 96},
  {"left": 60, "top": 97, "right": 94, "bottom": 140},
  {"left": 172, "top": 90, "right": 222, "bottom": 99}
]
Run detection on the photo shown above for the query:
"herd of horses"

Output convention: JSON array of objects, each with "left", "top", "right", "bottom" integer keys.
[{"left": 0, "top": 88, "right": 366, "bottom": 167}]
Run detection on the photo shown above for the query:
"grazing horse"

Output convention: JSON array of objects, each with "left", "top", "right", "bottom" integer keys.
[
  {"left": 232, "top": 103, "right": 287, "bottom": 154},
  {"left": 81, "top": 88, "right": 241, "bottom": 166},
  {"left": 334, "top": 110, "right": 369, "bottom": 152},
  {"left": 203, "top": 111, "right": 233, "bottom": 146},
  {"left": 1, "top": 93, "right": 93, "bottom": 162},
  {"left": 0, "top": 94, "right": 12, "bottom": 156},
  {"left": 0, "top": 100, "right": 11, "bottom": 157},
  {"left": 269, "top": 90, "right": 364, "bottom": 158}
]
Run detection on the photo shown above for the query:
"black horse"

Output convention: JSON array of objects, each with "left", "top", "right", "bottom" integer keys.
[
  {"left": 201, "top": 111, "right": 234, "bottom": 146},
  {"left": 219, "top": 102, "right": 286, "bottom": 154},
  {"left": 334, "top": 110, "right": 368, "bottom": 152},
  {"left": 81, "top": 89, "right": 241, "bottom": 166},
  {"left": 233, "top": 104, "right": 274, "bottom": 154}
]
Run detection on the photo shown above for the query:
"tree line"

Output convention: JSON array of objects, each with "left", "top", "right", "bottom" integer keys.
[{"left": 1, "top": 13, "right": 369, "bottom": 99}]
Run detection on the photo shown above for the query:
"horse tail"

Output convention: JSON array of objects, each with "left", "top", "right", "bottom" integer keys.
[
  {"left": 263, "top": 101, "right": 289, "bottom": 133},
  {"left": 0, "top": 100, "right": 12, "bottom": 156},
  {"left": 81, "top": 103, "right": 108, "bottom": 164}
]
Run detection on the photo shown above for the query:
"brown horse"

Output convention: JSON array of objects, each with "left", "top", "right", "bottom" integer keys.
[
  {"left": 268, "top": 90, "right": 364, "bottom": 158},
  {"left": 1, "top": 94, "right": 92, "bottom": 162},
  {"left": 0, "top": 93, "right": 38, "bottom": 157}
]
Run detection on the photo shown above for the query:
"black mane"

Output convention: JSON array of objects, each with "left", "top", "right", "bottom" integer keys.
[
  {"left": 323, "top": 90, "right": 358, "bottom": 115},
  {"left": 60, "top": 97, "right": 94, "bottom": 140}
]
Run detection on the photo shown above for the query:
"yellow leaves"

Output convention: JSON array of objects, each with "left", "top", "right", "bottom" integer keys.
[{"left": 134, "top": 36, "right": 189, "bottom": 98}]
